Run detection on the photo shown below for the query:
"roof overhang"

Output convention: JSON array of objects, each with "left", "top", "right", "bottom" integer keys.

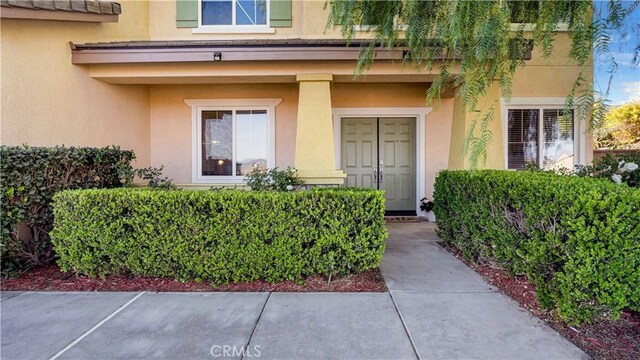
[
  {"left": 70, "top": 40, "right": 460, "bottom": 85},
  {"left": 70, "top": 40, "right": 410, "bottom": 65},
  {"left": 1, "top": 0, "right": 120, "bottom": 23}
]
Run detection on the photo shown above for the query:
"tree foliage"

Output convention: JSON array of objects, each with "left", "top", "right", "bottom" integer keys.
[
  {"left": 326, "top": 0, "right": 639, "bottom": 166},
  {"left": 595, "top": 102, "right": 640, "bottom": 149}
]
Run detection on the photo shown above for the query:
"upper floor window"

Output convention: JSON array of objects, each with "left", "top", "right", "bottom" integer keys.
[
  {"left": 508, "top": 0, "right": 539, "bottom": 24},
  {"left": 201, "top": 0, "right": 267, "bottom": 27}
]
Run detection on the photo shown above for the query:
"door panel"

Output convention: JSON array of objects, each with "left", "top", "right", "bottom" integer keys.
[
  {"left": 341, "top": 117, "right": 416, "bottom": 212},
  {"left": 341, "top": 118, "right": 378, "bottom": 189},
  {"left": 379, "top": 118, "right": 416, "bottom": 211}
]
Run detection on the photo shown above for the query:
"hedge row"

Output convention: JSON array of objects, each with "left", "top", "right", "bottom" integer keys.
[
  {"left": 51, "top": 188, "right": 387, "bottom": 284},
  {"left": 1, "top": 146, "right": 134, "bottom": 271},
  {"left": 434, "top": 170, "right": 640, "bottom": 324}
]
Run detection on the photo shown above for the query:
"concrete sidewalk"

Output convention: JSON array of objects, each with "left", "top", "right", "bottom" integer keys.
[{"left": 1, "top": 223, "right": 587, "bottom": 360}]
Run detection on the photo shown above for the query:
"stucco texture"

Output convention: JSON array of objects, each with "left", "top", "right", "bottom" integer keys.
[{"left": 0, "top": 1, "right": 152, "bottom": 166}]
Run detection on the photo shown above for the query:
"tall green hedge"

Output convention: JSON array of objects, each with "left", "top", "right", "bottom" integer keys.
[
  {"left": 51, "top": 188, "right": 387, "bottom": 284},
  {"left": 1, "top": 146, "right": 135, "bottom": 272},
  {"left": 434, "top": 170, "right": 640, "bottom": 324}
]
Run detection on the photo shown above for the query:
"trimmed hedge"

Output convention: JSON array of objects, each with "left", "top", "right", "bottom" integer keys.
[
  {"left": 1, "top": 146, "right": 134, "bottom": 271},
  {"left": 434, "top": 170, "right": 640, "bottom": 324},
  {"left": 51, "top": 188, "right": 387, "bottom": 284}
]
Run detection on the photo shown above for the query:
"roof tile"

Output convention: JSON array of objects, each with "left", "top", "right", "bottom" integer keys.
[{"left": 1, "top": 0, "right": 121, "bottom": 15}]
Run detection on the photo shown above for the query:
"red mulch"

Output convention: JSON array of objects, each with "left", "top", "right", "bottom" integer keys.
[
  {"left": 1, "top": 265, "right": 387, "bottom": 293},
  {"left": 440, "top": 242, "right": 640, "bottom": 360}
]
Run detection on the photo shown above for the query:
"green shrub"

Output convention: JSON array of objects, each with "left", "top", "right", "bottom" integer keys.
[
  {"left": 51, "top": 188, "right": 387, "bottom": 284},
  {"left": 244, "top": 167, "right": 304, "bottom": 191},
  {"left": 132, "top": 166, "right": 177, "bottom": 190},
  {"left": 434, "top": 170, "right": 640, "bottom": 324},
  {"left": 1, "top": 145, "right": 135, "bottom": 272},
  {"left": 575, "top": 152, "right": 639, "bottom": 188},
  {"left": 526, "top": 152, "right": 640, "bottom": 188}
]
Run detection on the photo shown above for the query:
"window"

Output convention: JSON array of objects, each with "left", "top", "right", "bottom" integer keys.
[
  {"left": 200, "top": 0, "right": 267, "bottom": 27},
  {"left": 508, "top": 0, "right": 539, "bottom": 24},
  {"left": 186, "top": 99, "right": 279, "bottom": 183},
  {"left": 200, "top": 109, "right": 268, "bottom": 178},
  {"left": 507, "top": 108, "right": 575, "bottom": 170}
]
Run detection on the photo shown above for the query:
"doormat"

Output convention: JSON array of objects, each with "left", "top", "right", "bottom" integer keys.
[{"left": 384, "top": 216, "right": 420, "bottom": 223}]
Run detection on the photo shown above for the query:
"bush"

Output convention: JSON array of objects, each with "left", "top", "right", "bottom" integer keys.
[
  {"left": 575, "top": 152, "right": 640, "bottom": 188},
  {"left": 51, "top": 188, "right": 387, "bottom": 284},
  {"left": 434, "top": 170, "right": 640, "bottom": 324},
  {"left": 132, "top": 166, "right": 177, "bottom": 190},
  {"left": 1, "top": 146, "right": 135, "bottom": 272},
  {"left": 244, "top": 167, "right": 304, "bottom": 191}
]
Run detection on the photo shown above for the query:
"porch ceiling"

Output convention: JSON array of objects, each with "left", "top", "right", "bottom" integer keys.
[{"left": 87, "top": 61, "right": 442, "bottom": 84}]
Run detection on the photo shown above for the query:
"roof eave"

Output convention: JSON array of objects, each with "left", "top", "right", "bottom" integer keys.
[
  {"left": 71, "top": 46, "right": 410, "bottom": 65},
  {"left": 1, "top": 6, "right": 119, "bottom": 22}
]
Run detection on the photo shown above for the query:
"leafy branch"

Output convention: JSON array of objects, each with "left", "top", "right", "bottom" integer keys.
[{"left": 326, "top": 0, "right": 639, "bottom": 166}]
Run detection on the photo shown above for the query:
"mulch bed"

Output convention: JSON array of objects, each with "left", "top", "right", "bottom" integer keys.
[
  {"left": 1, "top": 265, "right": 387, "bottom": 293},
  {"left": 440, "top": 242, "right": 640, "bottom": 360}
]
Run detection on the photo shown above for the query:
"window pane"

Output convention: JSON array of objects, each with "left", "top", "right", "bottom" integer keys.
[
  {"left": 508, "top": 0, "right": 539, "bottom": 23},
  {"left": 542, "top": 109, "right": 574, "bottom": 170},
  {"left": 508, "top": 109, "right": 538, "bottom": 170},
  {"left": 236, "top": 0, "right": 267, "bottom": 25},
  {"left": 236, "top": 110, "right": 268, "bottom": 175},
  {"left": 202, "top": 110, "right": 233, "bottom": 176},
  {"left": 202, "top": 0, "right": 232, "bottom": 25}
]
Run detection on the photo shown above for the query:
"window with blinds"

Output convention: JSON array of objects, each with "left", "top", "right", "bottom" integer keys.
[
  {"left": 507, "top": 108, "right": 575, "bottom": 170},
  {"left": 507, "top": 109, "right": 539, "bottom": 170},
  {"left": 543, "top": 109, "right": 574, "bottom": 169}
]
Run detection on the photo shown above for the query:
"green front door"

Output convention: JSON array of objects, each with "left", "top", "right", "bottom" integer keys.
[{"left": 341, "top": 117, "right": 416, "bottom": 213}]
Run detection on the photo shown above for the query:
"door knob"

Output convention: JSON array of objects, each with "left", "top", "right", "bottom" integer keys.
[
  {"left": 379, "top": 168, "right": 384, "bottom": 183},
  {"left": 373, "top": 168, "right": 378, "bottom": 183}
]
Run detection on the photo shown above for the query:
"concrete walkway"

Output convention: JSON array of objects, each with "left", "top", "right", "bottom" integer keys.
[{"left": 1, "top": 223, "right": 587, "bottom": 360}]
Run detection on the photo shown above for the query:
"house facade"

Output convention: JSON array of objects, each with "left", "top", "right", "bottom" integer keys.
[{"left": 1, "top": 0, "right": 593, "bottom": 214}]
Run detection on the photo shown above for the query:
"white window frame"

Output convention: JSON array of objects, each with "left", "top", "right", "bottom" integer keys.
[
  {"left": 354, "top": 16, "right": 407, "bottom": 32},
  {"left": 184, "top": 98, "right": 281, "bottom": 184},
  {"left": 501, "top": 97, "right": 585, "bottom": 170},
  {"left": 193, "top": 0, "right": 274, "bottom": 34}
]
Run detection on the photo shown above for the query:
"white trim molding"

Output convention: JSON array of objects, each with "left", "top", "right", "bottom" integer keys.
[
  {"left": 500, "top": 97, "right": 585, "bottom": 170},
  {"left": 332, "top": 107, "right": 432, "bottom": 215},
  {"left": 184, "top": 98, "right": 281, "bottom": 184}
]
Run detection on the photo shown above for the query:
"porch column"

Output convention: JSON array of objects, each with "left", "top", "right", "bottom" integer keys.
[
  {"left": 448, "top": 82, "right": 505, "bottom": 169},
  {"left": 294, "top": 74, "right": 346, "bottom": 185}
]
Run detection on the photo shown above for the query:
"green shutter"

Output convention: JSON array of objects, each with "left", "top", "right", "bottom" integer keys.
[
  {"left": 270, "top": 0, "right": 292, "bottom": 28},
  {"left": 177, "top": 0, "right": 198, "bottom": 28}
]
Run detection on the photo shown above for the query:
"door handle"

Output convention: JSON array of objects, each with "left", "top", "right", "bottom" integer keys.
[
  {"left": 373, "top": 168, "right": 378, "bottom": 183},
  {"left": 379, "top": 168, "right": 384, "bottom": 183}
]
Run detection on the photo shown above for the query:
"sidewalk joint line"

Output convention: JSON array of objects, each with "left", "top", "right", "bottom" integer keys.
[
  {"left": 0, "top": 291, "right": 24, "bottom": 302},
  {"left": 48, "top": 291, "right": 146, "bottom": 360},
  {"left": 241, "top": 292, "right": 271, "bottom": 360},
  {"left": 389, "top": 291, "right": 422, "bottom": 360}
]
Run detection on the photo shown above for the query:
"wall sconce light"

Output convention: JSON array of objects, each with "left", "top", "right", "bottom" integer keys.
[{"left": 213, "top": 52, "right": 222, "bottom": 61}]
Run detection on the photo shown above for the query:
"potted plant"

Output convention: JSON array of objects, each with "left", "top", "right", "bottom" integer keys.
[{"left": 419, "top": 197, "right": 436, "bottom": 222}]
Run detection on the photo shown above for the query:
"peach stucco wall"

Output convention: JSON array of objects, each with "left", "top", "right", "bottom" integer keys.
[{"left": 0, "top": 1, "right": 152, "bottom": 167}]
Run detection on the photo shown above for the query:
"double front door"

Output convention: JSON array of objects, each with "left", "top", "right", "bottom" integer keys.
[{"left": 341, "top": 117, "right": 416, "bottom": 213}]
